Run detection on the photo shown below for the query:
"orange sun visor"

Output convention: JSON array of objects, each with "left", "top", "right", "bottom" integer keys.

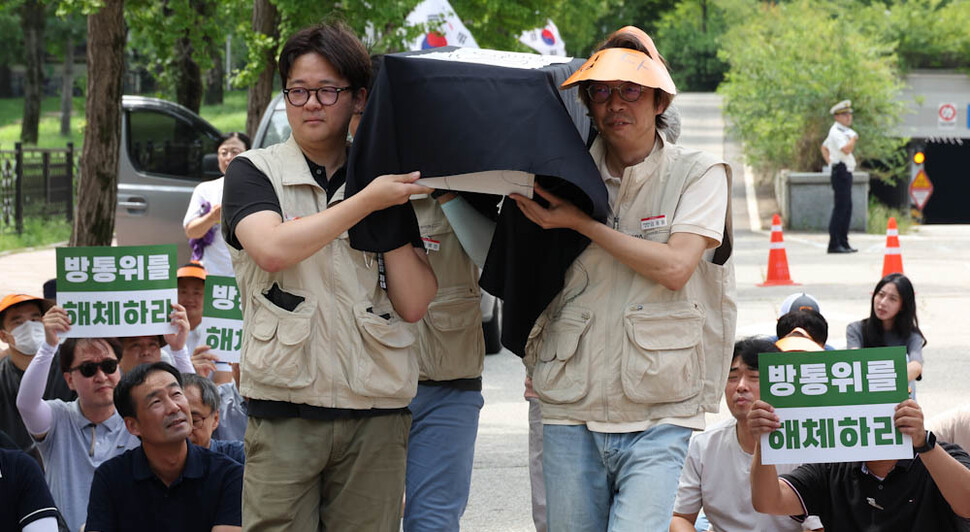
[
  {"left": 561, "top": 26, "right": 676, "bottom": 96},
  {"left": 561, "top": 47, "right": 677, "bottom": 96}
]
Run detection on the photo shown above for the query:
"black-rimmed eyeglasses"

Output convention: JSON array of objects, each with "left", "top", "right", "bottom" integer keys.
[
  {"left": 69, "top": 359, "right": 119, "bottom": 378},
  {"left": 586, "top": 82, "right": 646, "bottom": 104},
  {"left": 282, "top": 86, "right": 352, "bottom": 107}
]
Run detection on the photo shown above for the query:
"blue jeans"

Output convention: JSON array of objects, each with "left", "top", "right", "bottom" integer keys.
[
  {"left": 403, "top": 384, "right": 484, "bottom": 531},
  {"left": 542, "top": 423, "right": 692, "bottom": 532}
]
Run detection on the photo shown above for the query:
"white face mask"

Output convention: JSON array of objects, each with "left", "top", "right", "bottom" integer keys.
[{"left": 11, "top": 320, "right": 46, "bottom": 356}]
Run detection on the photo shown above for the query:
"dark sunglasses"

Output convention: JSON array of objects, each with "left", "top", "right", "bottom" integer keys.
[{"left": 69, "top": 359, "right": 119, "bottom": 378}]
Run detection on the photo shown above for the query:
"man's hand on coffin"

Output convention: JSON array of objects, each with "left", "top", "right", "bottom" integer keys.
[
  {"left": 511, "top": 183, "right": 591, "bottom": 233},
  {"left": 362, "top": 171, "right": 434, "bottom": 211}
]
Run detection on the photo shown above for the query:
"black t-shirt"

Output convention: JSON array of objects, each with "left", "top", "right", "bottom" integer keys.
[
  {"left": 781, "top": 442, "right": 970, "bottom": 531},
  {"left": 222, "top": 155, "right": 346, "bottom": 250},
  {"left": 0, "top": 355, "right": 75, "bottom": 460},
  {"left": 0, "top": 447, "right": 61, "bottom": 530},
  {"left": 86, "top": 442, "right": 243, "bottom": 532}
]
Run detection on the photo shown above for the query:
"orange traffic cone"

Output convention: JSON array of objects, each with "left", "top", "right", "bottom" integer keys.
[
  {"left": 882, "top": 217, "right": 903, "bottom": 277},
  {"left": 758, "top": 214, "right": 798, "bottom": 286}
]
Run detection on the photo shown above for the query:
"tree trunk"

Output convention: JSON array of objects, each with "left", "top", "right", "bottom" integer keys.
[
  {"left": 20, "top": 0, "right": 45, "bottom": 145},
  {"left": 0, "top": 65, "right": 12, "bottom": 98},
  {"left": 246, "top": 0, "right": 279, "bottom": 139},
  {"left": 173, "top": 35, "right": 203, "bottom": 114},
  {"left": 72, "top": 0, "right": 125, "bottom": 247},
  {"left": 203, "top": 37, "right": 224, "bottom": 106},
  {"left": 60, "top": 27, "right": 75, "bottom": 137}
]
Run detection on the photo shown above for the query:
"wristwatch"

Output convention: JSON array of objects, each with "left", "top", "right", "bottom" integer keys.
[{"left": 914, "top": 431, "right": 937, "bottom": 454}]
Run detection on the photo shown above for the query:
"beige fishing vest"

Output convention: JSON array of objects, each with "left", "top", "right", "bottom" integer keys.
[
  {"left": 229, "top": 136, "right": 418, "bottom": 410},
  {"left": 525, "top": 137, "right": 737, "bottom": 423},
  {"left": 412, "top": 197, "right": 485, "bottom": 381}
]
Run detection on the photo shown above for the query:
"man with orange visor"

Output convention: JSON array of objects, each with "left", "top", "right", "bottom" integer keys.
[{"left": 511, "top": 27, "right": 736, "bottom": 531}]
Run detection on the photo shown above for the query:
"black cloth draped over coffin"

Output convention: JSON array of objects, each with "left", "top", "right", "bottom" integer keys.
[{"left": 346, "top": 48, "right": 609, "bottom": 357}]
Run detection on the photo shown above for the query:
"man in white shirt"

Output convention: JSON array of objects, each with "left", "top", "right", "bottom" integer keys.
[
  {"left": 671, "top": 337, "right": 822, "bottom": 532},
  {"left": 821, "top": 99, "right": 858, "bottom": 254}
]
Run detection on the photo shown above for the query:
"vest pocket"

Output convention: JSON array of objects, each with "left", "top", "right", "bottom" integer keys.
[
  {"left": 532, "top": 307, "right": 592, "bottom": 404},
  {"left": 620, "top": 302, "right": 704, "bottom": 404},
  {"left": 350, "top": 303, "right": 418, "bottom": 400},
  {"left": 244, "top": 289, "right": 315, "bottom": 389},
  {"left": 422, "top": 292, "right": 484, "bottom": 378}
]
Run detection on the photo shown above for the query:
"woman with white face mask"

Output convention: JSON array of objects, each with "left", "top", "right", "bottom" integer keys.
[{"left": 0, "top": 295, "right": 75, "bottom": 459}]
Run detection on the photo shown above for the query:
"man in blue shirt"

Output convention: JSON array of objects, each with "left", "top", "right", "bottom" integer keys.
[{"left": 86, "top": 362, "right": 242, "bottom": 532}]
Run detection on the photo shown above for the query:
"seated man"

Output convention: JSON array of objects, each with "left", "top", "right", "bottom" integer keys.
[
  {"left": 930, "top": 405, "right": 970, "bottom": 452},
  {"left": 86, "top": 362, "right": 243, "bottom": 532},
  {"left": 776, "top": 310, "right": 829, "bottom": 350},
  {"left": 671, "top": 337, "right": 821, "bottom": 532},
  {"left": 163, "top": 262, "right": 208, "bottom": 361},
  {"left": 749, "top": 398, "right": 970, "bottom": 530},
  {"left": 0, "top": 294, "right": 74, "bottom": 462},
  {"left": 117, "top": 302, "right": 193, "bottom": 375},
  {"left": 15, "top": 306, "right": 141, "bottom": 532},
  {"left": 0, "top": 446, "right": 61, "bottom": 532},
  {"left": 182, "top": 374, "right": 244, "bottom": 463},
  {"left": 212, "top": 366, "right": 246, "bottom": 442}
]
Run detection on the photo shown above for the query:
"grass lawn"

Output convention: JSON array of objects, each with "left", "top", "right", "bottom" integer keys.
[
  {"left": 0, "top": 90, "right": 249, "bottom": 151},
  {"left": 0, "top": 96, "right": 85, "bottom": 150},
  {"left": 0, "top": 217, "right": 72, "bottom": 252}
]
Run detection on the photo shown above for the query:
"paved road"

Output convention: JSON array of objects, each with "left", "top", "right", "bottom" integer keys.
[{"left": 2, "top": 93, "right": 967, "bottom": 531}]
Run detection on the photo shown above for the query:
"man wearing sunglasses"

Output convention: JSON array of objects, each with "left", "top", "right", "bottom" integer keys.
[
  {"left": 15, "top": 305, "right": 140, "bottom": 532},
  {"left": 511, "top": 26, "right": 735, "bottom": 530}
]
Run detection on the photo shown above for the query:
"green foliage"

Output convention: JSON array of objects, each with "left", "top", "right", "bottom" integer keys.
[
  {"left": 854, "top": 0, "right": 970, "bottom": 71},
  {"left": 718, "top": 0, "right": 907, "bottom": 179},
  {"left": 655, "top": 0, "right": 729, "bottom": 91},
  {"left": 127, "top": 0, "right": 245, "bottom": 97},
  {"left": 0, "top": 216, "right": 72, "bottom": 251},
  {"left": 198, "top": 89, "right": 247, "bottom": 132},
  {"left": 867, "top": 197, "right": 912, "bottom": 234},
  {"left": 236, "top": 0, "right": 605, "bottom": 89}
]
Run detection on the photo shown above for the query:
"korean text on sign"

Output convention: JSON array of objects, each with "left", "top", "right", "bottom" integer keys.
[
  {"left": 56, "top": 245, "right": 177, "bottom": 338},
  {"left": 758, "top": 347, "right": 911, "bottom": 464},
  {"left": 201, "top": 275, "right": 243, "bottom": 365}
]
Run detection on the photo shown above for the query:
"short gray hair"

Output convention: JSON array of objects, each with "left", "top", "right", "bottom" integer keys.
[{"left": 182, "top": 373, "right": 220, "bottom": 413}]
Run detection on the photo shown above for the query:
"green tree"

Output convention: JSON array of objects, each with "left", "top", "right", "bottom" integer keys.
[
  {"left": 655, "top": 0, "right": 729, "bottom": 91},
  {"left": 854, "top": 0, "right": 970, "bottom": 71},
  {"left": 718, "top": 0, "right": 906, "bottom": 179},
  {"left": 0, "top": 4, "right": 24, "bottom": 97},
  {"left": 127, "top": 0, "right": 243, "bottom": 113},
  {"left": 20, "top": 0, "right": 47, "bottom": 145},
  {"left": 236, "top": 0, "right": 578, "bottom": 138},
  {"left": 58, "top": 0, "right": 127, "bottom": 246}
]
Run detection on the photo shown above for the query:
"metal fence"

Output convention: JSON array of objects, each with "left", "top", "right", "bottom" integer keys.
[{"left": 0, "top": 143, "right": 75, "bottom": 235}]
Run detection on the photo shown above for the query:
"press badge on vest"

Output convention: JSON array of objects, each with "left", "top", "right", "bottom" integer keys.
[
  {"left": 640, "top": 215, "right": 668, "bottom": 231},
  {"left": 422, "top": 237, "right": 441, "bottom": 252}
]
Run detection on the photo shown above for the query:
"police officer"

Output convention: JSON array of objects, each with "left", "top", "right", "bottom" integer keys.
[{"left": 821, "top": 99, "right": 858, "bottom": 254}]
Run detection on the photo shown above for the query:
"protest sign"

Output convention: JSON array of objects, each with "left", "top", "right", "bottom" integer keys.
[
  {"left": 200, "top": 275, "right": 243, "bottom": 367},
  {"left": 759, "top": 347, "right": 911, "bottom": 464},
  {"left": 56, "top": 245, "right": 177, "bottom": 338}
]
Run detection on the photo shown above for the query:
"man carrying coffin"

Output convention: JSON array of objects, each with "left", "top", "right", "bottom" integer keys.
[{"left": 511, "top": 26, "right": 734, "bottom": 530}]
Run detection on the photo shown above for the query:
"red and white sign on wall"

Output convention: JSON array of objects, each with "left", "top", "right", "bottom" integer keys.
[
  {"left": 909, "top": 169, "right": 934, "bottom": 211},
  {"left": 938, "top": 103, "right": 958, "bottom": 129}
]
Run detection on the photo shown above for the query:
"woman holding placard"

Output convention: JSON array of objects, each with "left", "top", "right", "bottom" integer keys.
[{"left": 846, "top": 273, "right": 926, "bottom": 398}]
